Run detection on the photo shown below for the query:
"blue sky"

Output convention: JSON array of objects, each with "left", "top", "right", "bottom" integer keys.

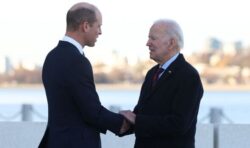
[{"left": 1, "top": 0, "right": 250, "bottom": 66}]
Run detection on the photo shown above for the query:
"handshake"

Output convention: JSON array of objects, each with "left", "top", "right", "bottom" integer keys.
[{"left": 119, "top": 110, "right": 136, "bottom": 134}]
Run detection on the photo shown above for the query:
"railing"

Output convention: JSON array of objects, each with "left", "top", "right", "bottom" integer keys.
[
  {"left": 1, "top": 105, "right": 248, "bottom": 148},
  {"left": 0, "top": 104, "right": 47, "bottom": 122},
  {"left": 0, "top": 122, "right": 250, "bottom": 148},
  {"left": 0, "top": 104, "right": 233, "bottom": 124}
]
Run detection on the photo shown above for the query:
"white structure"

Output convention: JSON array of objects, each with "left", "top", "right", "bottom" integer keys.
[
  {"left": 218, "top": 124, "right": 250, "bottom": 148},
  {"left": 0, "top": 122, "right": 214, "bottom": 148},
  {"left": 2, "top": 122, "right": 250, "bottom": 148}
]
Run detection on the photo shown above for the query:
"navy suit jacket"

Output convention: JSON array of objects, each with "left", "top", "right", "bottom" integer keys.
[
  {"left": 126, "top": 54, "right": 203, "bottom": 148},
  {"left": 38, "top": 41, "right": 124, "bottom": 148}
]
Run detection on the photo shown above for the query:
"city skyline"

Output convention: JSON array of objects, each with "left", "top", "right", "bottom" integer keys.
[{"left": 1, "top": 0, "right": 250, "bottom": 66}]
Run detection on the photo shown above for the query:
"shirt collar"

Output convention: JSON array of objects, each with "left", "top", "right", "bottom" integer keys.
[
  {"left": 62, "top": 35, "right": 84, "bottom": 55},
  {"left": 160, "top": 52, "right": 179, "bottom": 70}
]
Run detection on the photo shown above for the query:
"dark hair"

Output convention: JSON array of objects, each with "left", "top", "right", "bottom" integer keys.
[{"left": 66, "top": 7, "right": 96, "bottom": 31}]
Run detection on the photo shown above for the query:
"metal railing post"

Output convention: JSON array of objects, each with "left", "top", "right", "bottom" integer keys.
[{"left": 21, "top": 104, "right": 33, "bottom": 121}]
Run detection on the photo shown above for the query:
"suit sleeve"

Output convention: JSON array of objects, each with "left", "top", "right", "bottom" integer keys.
[
  {"left": 134, "top": 72, "right": 203, "bottom": 137},
  {"left": 67, "top": 57, "right": 124, "bottom": 135},
  {"left": 119, "top": 70, "right": 153, "bottom": 137}
]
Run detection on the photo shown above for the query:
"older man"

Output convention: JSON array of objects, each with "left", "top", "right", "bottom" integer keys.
[{"left": 120, "top": 19, "right": 203, "bottom": 148}]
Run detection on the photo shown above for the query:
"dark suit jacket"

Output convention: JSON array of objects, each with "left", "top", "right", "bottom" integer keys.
[
  {"left": 130, "top": 54, "right": 203, "bottom": 148},
  {"left": 38, "top": 41, "right": 124, "bottom": 148}
]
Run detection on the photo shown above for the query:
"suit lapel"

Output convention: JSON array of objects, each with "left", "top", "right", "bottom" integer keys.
[
  {"left": 139, "top": 66, "right": 157, "bottom": 100},
  {"left": 142, "top": 54, "right": 186, "bottom": 102},
  {"left": 152, "top": 69, "right": 173, "bottom": 90}
]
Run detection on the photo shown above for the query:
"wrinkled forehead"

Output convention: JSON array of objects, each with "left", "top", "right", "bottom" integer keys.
[
  {"left": 152, "top": 22, "right": 169, "bottom": 31},
  {"left": 149, "top": 23, "right": 168, "bottom": 37}
]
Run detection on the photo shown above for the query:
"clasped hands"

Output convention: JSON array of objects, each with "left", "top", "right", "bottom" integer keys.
[{"left": 119, "top": 110, "right": 136, "bottom": 134}]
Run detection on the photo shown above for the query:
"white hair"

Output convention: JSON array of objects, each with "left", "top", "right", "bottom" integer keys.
[{"left": 154, "top": 19, "right": 184, "bottom": 49}]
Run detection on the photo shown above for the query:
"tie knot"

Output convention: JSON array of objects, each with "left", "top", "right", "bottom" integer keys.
[
  {"left": 157, "top": 67, "right": 164, "bottom": 74},
  {"left": 154, "top": 67, "right": 164, "bottom": 77},
  {"left": 152, "top": 67, "right": 164, "bottom": 87}
]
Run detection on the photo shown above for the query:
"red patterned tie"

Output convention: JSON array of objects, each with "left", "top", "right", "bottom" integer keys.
[{"left": 152, "top": 67, "right": 164, "bottom": 88}]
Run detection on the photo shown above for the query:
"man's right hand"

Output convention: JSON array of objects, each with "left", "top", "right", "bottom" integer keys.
[
  {"left": 119, "top": 118, "right": 131, "bottom": 134},
  {"left": 119, "top": 110, "right": 136, "bottom": 124}
]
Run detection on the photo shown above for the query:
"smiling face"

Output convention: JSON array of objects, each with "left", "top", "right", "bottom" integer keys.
[{"left": 146, "top": 21, "right": 179, "bottom": 65}]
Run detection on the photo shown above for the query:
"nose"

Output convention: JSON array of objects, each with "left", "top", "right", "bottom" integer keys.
[
  {"left": 99, "top": 28, "right": 102, "bottom": 35},
  {"left": 146, "top": 39, "right": 150, "bottom": 47}
]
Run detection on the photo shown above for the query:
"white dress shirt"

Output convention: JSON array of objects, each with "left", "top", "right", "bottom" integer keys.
[
  {"left": 62, "top": 36, "right": 84, "bottom": 55},
  {"left": 159, "top": 53, "right": 180, "bottom": 77}
]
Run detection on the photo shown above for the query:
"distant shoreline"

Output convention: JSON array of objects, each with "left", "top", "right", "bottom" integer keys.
[{"left": 1, "top": 83, "right": 250, "bottom": 91}]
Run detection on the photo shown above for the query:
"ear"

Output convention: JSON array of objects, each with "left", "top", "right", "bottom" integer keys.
[
  {"left": 169, "top": 38, "right": 178, "bottom": 50},
  {"left": 81, "top": 21, "right": 90, "bottom": 32}
]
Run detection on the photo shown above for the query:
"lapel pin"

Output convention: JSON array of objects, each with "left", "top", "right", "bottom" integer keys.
[{"left": 168, "top": 70, "right": 172, "bottom": 74}]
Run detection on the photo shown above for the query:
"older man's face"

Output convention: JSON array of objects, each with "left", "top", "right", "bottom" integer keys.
[{"left": 146, "top": 23, "right": 174, "bottom": 64}]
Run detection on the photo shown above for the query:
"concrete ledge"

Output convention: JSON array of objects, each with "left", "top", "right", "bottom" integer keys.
[
  {"left": 218, "top": 124, "right": 250, "bottom": 148},
  {"left": 196, "top": 124, "right": 214, "bottom": 148},
  {"left": 0, "top": 122, "right": 45, "bottom": 148},
  {"left": 0, "top": 122, "right": 213, "bottom": 148},
  {"left": 101, "top": 132, "right": 135, "bottom": 148}
]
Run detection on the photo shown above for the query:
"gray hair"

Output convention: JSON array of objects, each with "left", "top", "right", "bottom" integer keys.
[{"left": 154, "top": 19, "right": 184, "bottom": 49}]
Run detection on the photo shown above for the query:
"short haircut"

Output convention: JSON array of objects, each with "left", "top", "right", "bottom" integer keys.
[{"left": 66, "top": 7, "right": 96, "bottom": 31}]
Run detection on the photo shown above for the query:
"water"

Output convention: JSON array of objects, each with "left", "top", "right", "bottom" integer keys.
[{"left": 0, "top": 87, "right": 250, "bottom": 123}]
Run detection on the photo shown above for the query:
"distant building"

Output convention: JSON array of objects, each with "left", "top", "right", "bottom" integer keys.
[
  {"left": 223, "top": 41, "right": 243, "bottom": 55},
  {"left": 235, "top": 41, "right": 243, "bottom": 52},
  {"left": 0, "top": 56, "right": 13, "bottom": 74},
  {"left": 204, "top": 37, "right": 223, "bottom": 53},
  {"left": 5, "top": 56, "right": 13, "bottom": 74},
  {"left": 0, "top": 56, "right": 4, "bottom": 74}
]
